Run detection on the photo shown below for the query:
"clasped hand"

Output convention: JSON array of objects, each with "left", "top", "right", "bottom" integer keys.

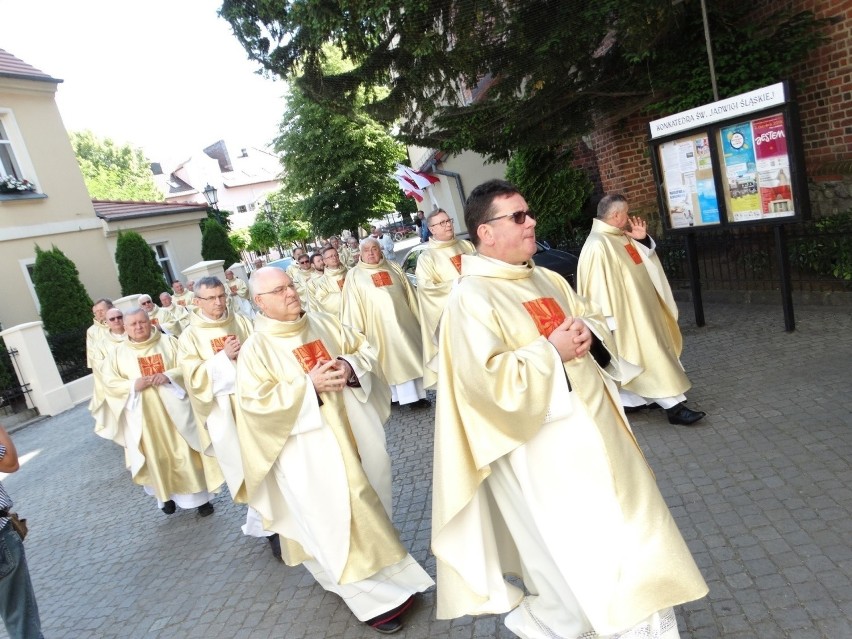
[
  {"left": 547, "top": 317, "right": 592, "bottom": 362},
  {"left": 134, "top": 373, "right": 170, "bottom": 391},
  {"left": 309, "top": 359, "right": 352, "bottom": 393}
]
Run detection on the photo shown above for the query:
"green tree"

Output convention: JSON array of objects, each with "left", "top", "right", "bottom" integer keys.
[
  {"left": 31, "top": 245, "right": 94, "bottom": 368},
  {"left": 506, "top": 148, "right": 593, "bottom": 246},
  {"left": 248, "top": 219, "right": 277, "bottom": 256},
  {"left": 31, "top": 245, "right": 93, "bottom": 333},
  {"left": 221, "top": 1, "right": 831, "bottom": 161},
  {"left": 201, "top": 219, "right": 241, "bottom": 267},
  {"left": 271, "top": 51, "right": 408, "bottom": 238},
  {"left": 115, "top": 231, "right": 170, "bottom": 300},
  {"left": 70, "top": 130, "right": 163, "bottom": 200}
]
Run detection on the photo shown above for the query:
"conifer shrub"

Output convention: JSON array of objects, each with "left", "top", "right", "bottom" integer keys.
[{"left": 115, "top": 231, "right": 169, "bottom": 300}]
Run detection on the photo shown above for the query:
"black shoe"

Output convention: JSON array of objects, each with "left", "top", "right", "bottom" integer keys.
[
  {"left": 370, "top": 618, "right": 403, "bottom": 634},
  {"left": 408, "top": 398, "right": 431, "bottom": 410},
  {"left": 161, "top": 500, "right": 176, "bottom": 515},
  {"left": 666, "top": 403, "right": 706, "bottom": 426},
  {"left": 267, "top": 533, "right": 282, "bottom": 559},
  {"left": 623, "top": 405, "right": 644, "bottom": 414},
  {"left": 366, "top": 594, "right": 416, "bottom": 634},
  {"left": 197, "top": 502, "right": 215, "bottom": 517}
]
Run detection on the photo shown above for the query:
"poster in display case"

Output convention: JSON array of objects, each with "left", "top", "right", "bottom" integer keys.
[{"left": 649, "top": 82, "right": 808, "bottom": 233}]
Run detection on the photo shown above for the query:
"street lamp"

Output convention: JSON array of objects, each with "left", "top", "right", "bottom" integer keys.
[{"left": 202, "top": 183, "right": 222, "bottom": 224}]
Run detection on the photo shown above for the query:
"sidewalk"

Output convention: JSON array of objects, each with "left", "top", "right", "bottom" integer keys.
[{"left": 1, "top": 302, "right": 850, "bottom": 638}]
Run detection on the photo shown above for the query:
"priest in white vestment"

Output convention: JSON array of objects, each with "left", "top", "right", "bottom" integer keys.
[
  {"left": 89, "top": 307, "right": 127, "bottom": 441},
  {"left": 432, "top": 180, "right": 708, "bottom": 639},
  {"left": 577, "top": 194, "right": 706, "bottom": 426},
  {"left": 414, "top": 209, "right": 476, "bottom": 389},
  {"left": 177, "top": 276, "right": 279, "bottom": 557},
  {"left": 102, "top": 308, "right": 223, "bottom": 516},
  {"left": 235, "top": 267, "right": 433, "bottom": 634},
  {"left": 341, "top": 238, "right": 429, "bottom": 408},
  {"left": 86, "top": 298, "right": 113, "bottom": 368}
]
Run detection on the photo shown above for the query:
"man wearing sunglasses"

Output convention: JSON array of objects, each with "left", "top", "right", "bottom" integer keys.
[
  {"left": 414, "top": 209, "right": 475, "bottom": 389},
  {"left": 432, "top": 180, "right": 707, "bottom": 639},
  {"left": 578, "top": 194, "right": 706, "bottom": 426}
]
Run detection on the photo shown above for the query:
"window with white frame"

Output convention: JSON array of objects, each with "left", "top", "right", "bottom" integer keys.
[
  {"left": 236, "top": 205, "right": 247, "bottom": 213},
  {"left": 151, "top": 243, "right": 176, "bottom": 284},
  {"left": 0, "top": 119, "right": 24, "bottom": 180}
]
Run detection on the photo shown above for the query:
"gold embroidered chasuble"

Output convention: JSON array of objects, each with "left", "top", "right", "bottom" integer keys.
[
  {"left": 308, "top": 266, "right": 348, "bottom": 317},
  {"left": 577, "top": 218, "right": 690, "bottom": 399},
  {"left": 102, "top": 330, "right": 223, "bottom": 500},
  {"left": 234, "top": 312, "right": 407, "bottom": 584},
  {"left": 340, "top": 258, "right": 423, "bottom": 386},
  {"left": 432, "top": 254, "right": 707, "bottom": 632},
  {"left": 414, "top": 237, "right": 476, "bottom": 389},
  {"left": 177, "top": 308, "right": 254, "bottom": 498}
]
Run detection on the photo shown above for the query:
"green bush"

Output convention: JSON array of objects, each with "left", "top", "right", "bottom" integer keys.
[
  {"left": 201, "top": 219, "right": 241, "bottom": 267},
  {"left": 791, "top": 212, "right": 852, "bottom": 281},
  {"left": 31, "top": 245, "right": 93, "bottom": 369},
  {"left": 506, "top": 147, "right": 593, "bottom": 246},
  {"left": 115, "top": 231, "right": 169, "bottom": 299}
]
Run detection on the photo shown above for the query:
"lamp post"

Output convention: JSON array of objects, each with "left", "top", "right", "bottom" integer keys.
[
  {"left": 264, "top": 200, "right": 284, "bottom": 257},
  {"left": 202, "top": 183, "right": 222, "bottom": 225}
]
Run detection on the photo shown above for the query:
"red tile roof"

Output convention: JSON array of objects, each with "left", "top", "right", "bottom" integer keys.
[
  {"left": 0, "top": 49, "right": 61, "bottom": 84},
  {"left": 92, "top": 200, "right": 208, "bottom": 221}
]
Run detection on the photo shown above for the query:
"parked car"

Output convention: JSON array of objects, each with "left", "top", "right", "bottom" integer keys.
[
  {"left": 267, "top": 256, "right": 295, "bottom": 271},
  {"left": 401, "top": 235, "right": 579, "bottom": 289}
]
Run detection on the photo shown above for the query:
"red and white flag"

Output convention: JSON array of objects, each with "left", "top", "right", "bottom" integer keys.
[
  {"left": 392, "top": 173, "right": 425, "bottom": 201},
  {"left": 395, "top": 165, "right": 440, "bottom": 190}
]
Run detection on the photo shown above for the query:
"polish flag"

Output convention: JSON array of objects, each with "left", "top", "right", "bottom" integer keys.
[
  {"left": 392, "top": 174, "right": 425, "bottom": 201},
  {"left": 395, "top": 165, "right": 440, "bottom": 190}
]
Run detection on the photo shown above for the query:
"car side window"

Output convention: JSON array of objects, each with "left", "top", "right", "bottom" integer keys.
[{"left": 403, "top": 251, "right": 419, "bottom": 274}]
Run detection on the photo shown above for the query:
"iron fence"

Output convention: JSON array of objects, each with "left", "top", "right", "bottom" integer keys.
[{"left": 0, "top": 348, "right": 34, "bottom": 415}]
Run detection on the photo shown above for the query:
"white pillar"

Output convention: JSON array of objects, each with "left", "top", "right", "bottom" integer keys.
[{"left": 0, "top": 321, "right": 73, "bottom": 416}]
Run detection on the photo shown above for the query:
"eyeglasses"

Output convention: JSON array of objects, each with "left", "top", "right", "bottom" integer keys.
[
  {"left": 107, "top": 316, "right": 124, "bottom": 322},
  {"left": 298, "top": 259, "right": 310, "bottom": 264},
  {"left": 196, "top": 294, "right": 227, "bottom": 302},
  {"left": 256, "top": 284, "right": 296, "bottom": 297},
  {"left": 484, "top": 210, "right": 536, "bottom": 225},
  {"left": 429, "top": 218, "right": 454, "bottom": 228}
]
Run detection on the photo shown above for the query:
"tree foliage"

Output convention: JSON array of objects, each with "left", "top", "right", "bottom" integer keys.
[
  {"left": 115, "top": 231, "right": 170, "bottom": 300},
  {"left": 265, "top": 50, "right": 407, "bottom": 238},
  {"left": 201, "top": 219, "right": 242, "bottom": 267},
  {"left": 31, "top": 245, "right": 93, "bottom": 334},
  {"left": 70, "top": 130, "right": 163, "bottom": 201},
  {"left": 221, "top": 0, "right": 833, "bottom": 162},
  {"left": 506, "top": 148, "right": 593, "bottom": 246}
]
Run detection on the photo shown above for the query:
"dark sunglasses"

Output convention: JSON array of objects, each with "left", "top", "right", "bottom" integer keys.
[{"left": 484, "top": 210, "right": 536, "bottom": 225}]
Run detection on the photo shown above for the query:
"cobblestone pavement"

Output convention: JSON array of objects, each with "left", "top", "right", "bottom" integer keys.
[{"left": 1, "top": 302, "right": 850, "bottom": 638}]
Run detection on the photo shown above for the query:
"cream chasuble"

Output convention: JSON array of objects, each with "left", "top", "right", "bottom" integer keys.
[
  {"left": 415, "top": 237, "right": 476, "bottom": 389},
  {"left": 289, "top": 267, "right": 315, "bottom": 310},
  {"left": 163, "top": 303, "right": 191, "bottom": 331},
  {"left": 235, "top": 312, "right": 431, "bottom": 591},
  {"left": 86, "top": 320, "right": 110, "bottom": 368},
  {"left": 147, "top": 305, "right": 182, "bottom": 337},
  {"left": 177, "top": 307, "right": 253, "bottom": 498},
  {"left": 577, "top": 219, "right": 690, "bottom": 399},
  {"left": 308, "top": 266, "right": 348, "bottom": 317},
  {"left": 226, "top": 276, "right": 249, "bottom": 299},
  {"left": 89, "top": 331, "right": 127, "bottom": 442},
  {"left": 432, "top": 254, "right": 707, "bottom": 635},
  {"left": 173, "top": 291, "right": 194, "bottom": 307},
  {"left": 102, "top": 330, "right": 223, "bottom": 500},
  {"left": 340, "top": 258, "right": 423, "bottom": 387}
]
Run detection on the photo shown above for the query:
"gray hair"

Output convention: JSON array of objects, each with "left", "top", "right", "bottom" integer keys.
[
  {"left": 195, "top": 276, "right": 225, "bottom": 293},
  {"left": 124, "top": 307, "right": 149, "bottom": 322},
  {"left": 426, "top": 209, "right": 448, "bottom": 225},
  {"left": 597, "top": 194, "right": 628, "bottom": 220}
]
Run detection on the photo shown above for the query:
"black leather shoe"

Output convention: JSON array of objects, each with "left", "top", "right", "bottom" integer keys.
[
  {"left": 666, "top": 404, "right": 706, "bottom": 426},
  {"left": 267, "top": 533, "right": 282, "bottom": 559},
  {"left": 623, "top": 405, "right": 644, "bottom": 414},
  {"left": 371, "top": 618, "right": 403, "bottom": 634},
  {"left": 408, "top": 398, "right": 431, "bottom": 410},
  {"left": 197, "top": 502, "right": 215, "bottom": 517},
  {"left": 161, "top": 500, "right": 176, "bottom": 515}
]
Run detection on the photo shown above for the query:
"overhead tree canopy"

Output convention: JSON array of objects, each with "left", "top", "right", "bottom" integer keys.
[
  {"left": 70, "top": 130, "right": 163, "bottom": 201},
  {"left": 220, "top": 0, "right": 832, "bottom": 161},
  {"left": 269, "top": 50, "right": 407, "bottom": 238}
]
